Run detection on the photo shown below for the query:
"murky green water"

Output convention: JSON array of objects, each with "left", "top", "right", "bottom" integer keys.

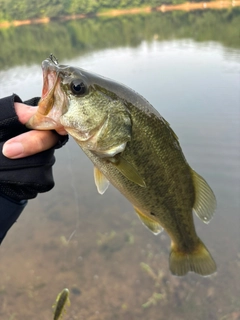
[{"left": 0, "top": 9, "right": 240, "bottom": 320}]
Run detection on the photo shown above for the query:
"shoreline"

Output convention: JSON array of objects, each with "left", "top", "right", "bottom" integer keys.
[{"left": 0, "top": 1, "right": 239, "bottom": 29}]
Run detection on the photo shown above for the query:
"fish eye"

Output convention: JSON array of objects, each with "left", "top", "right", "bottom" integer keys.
[{"left": 70, "top": 79, "right": 87, "bottom": 96}]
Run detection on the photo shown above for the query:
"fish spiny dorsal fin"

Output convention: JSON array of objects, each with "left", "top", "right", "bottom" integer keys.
[
  {"left": 94, "top": 166, "right": 109, "bottom": 194},
  {"left": 191, "top": 169, "right": 217, "bottom": 224},
  {"left": 134, "top": 207, "right": 163, "bottom": 235}
]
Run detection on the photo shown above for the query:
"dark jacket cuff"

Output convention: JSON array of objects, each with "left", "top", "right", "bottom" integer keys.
[{"left": 0, "top": 193, "right": 27, "bottom": 244}]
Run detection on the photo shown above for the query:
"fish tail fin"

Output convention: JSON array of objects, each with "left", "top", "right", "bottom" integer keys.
[{"left": 169, "top": 239, "right": 216, "bottom": 276}]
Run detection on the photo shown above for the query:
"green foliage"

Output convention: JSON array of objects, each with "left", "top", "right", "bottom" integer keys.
[
  {"left": 0, "top": 0, "right": 66, "bottom": 20},
  {"left": 0, "top": 0, "right": 167, "bottom": 20},
  {"left": 0, "top": 0, "right": 201, "bottom": 21},
  {"left": 0, "top": 9, "right": 239, "bottom": 70}
]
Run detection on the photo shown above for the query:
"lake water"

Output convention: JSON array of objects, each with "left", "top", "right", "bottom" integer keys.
[{"left": 0, "top": 9, "right": 240, "bottom": 320}]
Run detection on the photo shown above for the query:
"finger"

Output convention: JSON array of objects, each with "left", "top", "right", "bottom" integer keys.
[
  {"left": 14, "top": 102, "right": 37, "bottom": 124},
  {"left": 55, "top": 127, "right": 68, "bottom": 135},
  {"left": 2, "top": 130, "right": 59, "bottom": 159},
  {"left": 15, "top": 102, "right": 68, "bottom": 135}
]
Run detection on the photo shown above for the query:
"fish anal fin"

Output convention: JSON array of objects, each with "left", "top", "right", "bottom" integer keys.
[
  {"left": 94, "top": 166, "right": 109, "bottom": 194},
  {"left": 191, "top": 169, "right": 217, "bottom": 224},
  {"left": 134, "top": 207, "right": 163, "bottom": 235},
  {"left": 110, "top": 156, "right": 146, "bottom": 187},
  {"left": 169, "top": 239, "right": 217, "bottom": 276}
]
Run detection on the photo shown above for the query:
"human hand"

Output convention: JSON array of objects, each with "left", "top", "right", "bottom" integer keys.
[
  {"left": 0, "top": 95, "right": 68, "bottom": 201},
  {"left": 3, "top": 102, "right": 68, "bottom": 159}
]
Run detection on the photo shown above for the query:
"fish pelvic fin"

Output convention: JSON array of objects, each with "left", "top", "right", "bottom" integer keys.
[
  {"left": 169, "top": 239, "right": 216, "bottom": 277},
  {"left": 191, "top": 169, "right": 216, "bottom": 224},
  {"left": 94, "top": 166, "right": 109, "bottom": 194}
]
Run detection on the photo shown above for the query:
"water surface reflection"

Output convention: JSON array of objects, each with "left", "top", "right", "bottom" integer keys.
[{"left": 0, "top": 11, "right": 240, "bottom": 320}]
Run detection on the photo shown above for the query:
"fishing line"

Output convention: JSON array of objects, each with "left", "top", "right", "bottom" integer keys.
[{"left": 64, "top": 139, "right": 81, "bottom": 243}]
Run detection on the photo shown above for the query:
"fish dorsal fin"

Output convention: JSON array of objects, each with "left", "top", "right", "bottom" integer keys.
[
  {"left": 134, "top": 207, "right": 163, "bottom": 235},
  {"left": 94, "top": 167, "right": 109, "bottom": 195},
  {"left": 191, "top": 169, "right": 216, "bottom": 224},
  {"left": 109, "top": 156, "right": 146, "bottom": 187}
]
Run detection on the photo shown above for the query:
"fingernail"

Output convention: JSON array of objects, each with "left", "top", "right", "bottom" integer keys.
[{"left": 2, "top": 142, "right": 24, "bottom": 159}]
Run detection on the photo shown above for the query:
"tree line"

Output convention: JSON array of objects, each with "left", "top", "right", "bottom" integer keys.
[
  {"left": 0, "top": 0, "right": 187, "bottom": 21},
  {"left": 0, "top": 9, "right": 239, "bottom": 70}
]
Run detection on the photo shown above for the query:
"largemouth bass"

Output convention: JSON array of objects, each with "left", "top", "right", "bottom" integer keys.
[{"left": 27, "top": 55, "right": 217, "bottom": 276}]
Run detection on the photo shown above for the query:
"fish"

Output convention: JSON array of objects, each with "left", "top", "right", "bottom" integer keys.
[
  {"left": 52, "top": 288, "right": 70, "bottom": 320},
  {"left": 27, "top": 55, "right": 217, "bottom": 276}
]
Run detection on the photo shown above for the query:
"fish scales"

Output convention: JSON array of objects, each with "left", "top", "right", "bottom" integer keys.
[{"left": 82, "top": 103, "right": 197, "bottom": 249}]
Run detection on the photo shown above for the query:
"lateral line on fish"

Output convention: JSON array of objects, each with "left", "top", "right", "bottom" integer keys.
[{"left": 134, "top": 124, "right": 191, "bottom": 249}]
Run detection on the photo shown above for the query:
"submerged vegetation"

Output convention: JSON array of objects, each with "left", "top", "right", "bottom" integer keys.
[
  {"left": 52, "top": 288, "right": 70, "bottom": 320},
  {"left": 0, "top": 9, "right": 239, "bottom": 70}
]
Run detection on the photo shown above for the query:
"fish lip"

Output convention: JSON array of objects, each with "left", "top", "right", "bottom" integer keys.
[
  {"left": 42, "top": 55, "right": 59, "bottom": 70},
  {"left": 27, "top": 58, "right": 67, "bottom": 130}
]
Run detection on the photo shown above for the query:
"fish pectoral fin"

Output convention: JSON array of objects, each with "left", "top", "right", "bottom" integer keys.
[
  {"left": 134, "top": 207, "right": 163, "bottom": 235},
  {"left": 109, "top": 156, "right": 146, "bottom": 187},
  {"left": 94, "top": 166, "right": 110, "bottom": 195},
  {"left": 191, "top": 169, "right": 217, "bottom": 224},
  {"left": 169, "top": 239, "right": 216, "bottom": 276}
]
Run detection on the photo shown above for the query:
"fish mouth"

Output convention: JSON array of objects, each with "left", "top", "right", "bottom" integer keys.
[
  {"left": 40, "top": 66, "right": 59, "bottom": 115},
  {"left": 27, "top": 58, "right": 67, "bottom": 131}
]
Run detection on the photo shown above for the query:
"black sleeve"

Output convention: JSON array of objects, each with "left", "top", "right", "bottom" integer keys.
[
  {"left": 0, "top": 94, "right": 68, "bottom": 244},
  {"left": 0, "top": 94, "right": 68, "bottom": 201},
  {"left": 0, "top": 194, "right": 27, "bottom": 244}
]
